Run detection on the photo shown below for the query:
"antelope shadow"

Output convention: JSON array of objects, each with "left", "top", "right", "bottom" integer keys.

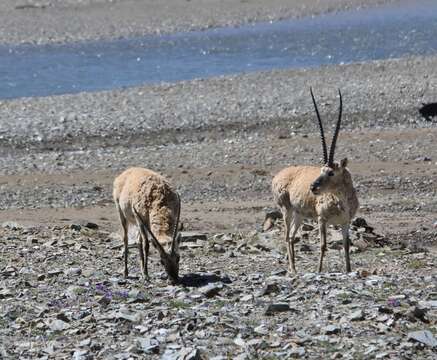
[{"left": 179, "top": 272, "right": 232, "bottom": 288}]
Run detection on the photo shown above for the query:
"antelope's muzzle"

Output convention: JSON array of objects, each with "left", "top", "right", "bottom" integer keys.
[{"left": 310, "top": 181, "right": 321, "bottom": 194}]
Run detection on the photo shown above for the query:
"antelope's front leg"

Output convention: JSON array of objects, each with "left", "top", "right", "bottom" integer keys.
[
  {"left": 341, "top": 224, "right": 352, "bottom": 273},
  {"left": 318, "top": 219, "right": 327, "bottom": 272}
]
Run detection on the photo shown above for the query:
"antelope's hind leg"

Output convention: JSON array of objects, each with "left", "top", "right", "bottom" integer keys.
[
  {"left": 116, "top": 204, "right": 129, "bottom": 278},
  {"left": 282, "top": 207, "right": 301, "bottom": 274},
  {"left": 134, "top": 219, "right": 150, "bottom": 281}
]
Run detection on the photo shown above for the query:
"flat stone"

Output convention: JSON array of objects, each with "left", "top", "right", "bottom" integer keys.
[
  {"left": 180, "top": 231, "right": 207, "bottom": 242},
  {"left": 289, "top": 347, "right": 306, "bottom": 358},
  {"left": 72, "top": 349, "right": 89, "bottom": 360},
  {"left": 349, "top": 309, "right": 365, "bottom": 321},
  {"left": 136, "top": 338, "right": 159, "bottom": 354},
  {"left": 64, "top": 267, "right": 82, "bottom": 276},
  {"left": 47, "top": 319, "right": 70, "bottom": 331},
  {"left": 419, "top": 300, "right": 437, "bottom": 309},
  {"left": 47, "top": 269, "right": 63, "bottom": 277},
  {"left": 408, "top": 330, "right": 437, "bottom": 348},
  {"left": 240, "top": 294, "right": 253, "bottom": 302},
  {"left": 0, "top": 288, "right": 14, "bottom": 299}
]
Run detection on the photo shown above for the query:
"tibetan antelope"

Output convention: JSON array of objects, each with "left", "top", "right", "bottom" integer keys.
[
  {"left": 113, "top": 167, "right": 181, "bottom": 283},
  {"left": 272, "top": 89, "right": 359, "bottom": 274}
]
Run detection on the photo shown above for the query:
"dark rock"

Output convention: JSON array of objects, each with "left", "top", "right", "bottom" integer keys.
[
  {"left": 56, "top": 312, "right": 70, "bottom": 323},
  {"left": 301, "top": 223, "right": 314, "bottom": 231},
  {"left": 352, "top": 217, "right": 368, "bottom": 228},
  {"left": 199, "top": 283, "right": 223, "bottom": 298},
  {"left": 259, "top": 282, "right": 281, "bottom": 296},
  {"left": 265, "top": 303, "right": 291, "bottom": 315},
  {"left": 300, "top": 243, "right": 312, "bottom": 252},
  {"left": 81, "top": 222, "right": 99, "bottom": 229},
  {"left": 408, "top": 306, "right": 428, "bottom": 323},
  {"left": 378, "top": 306, "right": 393, "bottom": 314}
]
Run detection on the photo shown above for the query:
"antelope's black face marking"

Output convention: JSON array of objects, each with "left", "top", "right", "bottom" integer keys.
[
  {"left": 310, "top": 158, "right": 348, "bottom": 195},
  {"left": 160, "top": 254, "right": 180, "bottom": 284}
]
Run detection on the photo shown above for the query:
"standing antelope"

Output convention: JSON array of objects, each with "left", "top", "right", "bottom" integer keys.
[
  {"left": 272, "top": 89, "right": 359, "bottom": 274},
  {"left": 113, "top": 167, "right": 181, "bottom": 283}
]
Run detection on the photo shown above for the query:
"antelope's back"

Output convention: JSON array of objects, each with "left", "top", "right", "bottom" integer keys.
[
  {"left": 113, "top": 167, "right": 159, "bottom": 203},
  {"left": 113, "top": 167, "right": 179, "bottom": 242},
  {"left": 272, "top": 166, "right": 320, "bottom": 210}
]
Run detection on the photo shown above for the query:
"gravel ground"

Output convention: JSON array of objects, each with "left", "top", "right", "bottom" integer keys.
[
  {"left": 0, "top": 54, "right": 436, "bottom": 234},
  {"left": 0, "top": 0, "right": 398, "bottom": 45},
  {"left": 0, "top": 219, "right": 436, "bottom": 359}
]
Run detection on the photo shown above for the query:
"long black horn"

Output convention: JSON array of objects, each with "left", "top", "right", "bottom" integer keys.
[
  {"left": 328, "top": 89, "right": 343, "bottom": 165},
  {"left": 310, "top": 87, "right": 328, "bottom": 164},
  {"left": 171, "top": 192, "right": 181, "bottom": 252}
]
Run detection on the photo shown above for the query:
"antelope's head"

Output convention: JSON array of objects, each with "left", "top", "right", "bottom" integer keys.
[{"left": 309, "top": 88, "right": 348, "bottom": 195}]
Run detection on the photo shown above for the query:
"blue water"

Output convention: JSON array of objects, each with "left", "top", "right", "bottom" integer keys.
[{"left": 0, "top": 0, "right": 437, "bottom": 99}]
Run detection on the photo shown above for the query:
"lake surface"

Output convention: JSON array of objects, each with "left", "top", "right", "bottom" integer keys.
[{"left": 0, "top": 0, "right": 437, "bottom": 99}]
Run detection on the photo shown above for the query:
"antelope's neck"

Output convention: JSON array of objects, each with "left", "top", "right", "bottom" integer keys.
[{"left": 316, "top": 192, "right": 350, "bottom": 224}]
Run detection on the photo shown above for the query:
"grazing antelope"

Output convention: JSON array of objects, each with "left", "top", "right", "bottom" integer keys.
[
  {"left": 272, "top": 89, "right": 359, "bottom": 274},
  {"left": 113, "top": 167, "right": 181, "bottom": 283}
]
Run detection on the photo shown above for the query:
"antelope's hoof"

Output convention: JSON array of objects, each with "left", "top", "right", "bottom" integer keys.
[{"left": 287, "top": 268, "right": 297, "bottom": 276}]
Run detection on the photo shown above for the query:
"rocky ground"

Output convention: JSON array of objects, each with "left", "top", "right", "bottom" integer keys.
[
  {"left": 0, "top": 0, "right": 398, "bottom": 45},
  {"left": 0, "top": 217, "right": 436, "bottom": 359}
]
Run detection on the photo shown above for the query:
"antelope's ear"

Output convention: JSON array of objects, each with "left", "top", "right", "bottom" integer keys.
[{"left": 340, "top": 158, "right": 348, "bottom": 168}]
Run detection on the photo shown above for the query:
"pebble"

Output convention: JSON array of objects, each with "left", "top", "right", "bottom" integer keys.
[
  {"left": 349, "top": 309, "right": 365, "bottom": 321},
  {"left": 324, "top": 325, "right": 341, "bottom": 335}
]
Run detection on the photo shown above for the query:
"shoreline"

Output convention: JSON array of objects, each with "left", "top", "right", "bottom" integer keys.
[
  {"left": 0, "top": 55, "right": 435, "bottom": 150},
  {"left": 0, "top": 0, "right": 398, "bottom": 45}
]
